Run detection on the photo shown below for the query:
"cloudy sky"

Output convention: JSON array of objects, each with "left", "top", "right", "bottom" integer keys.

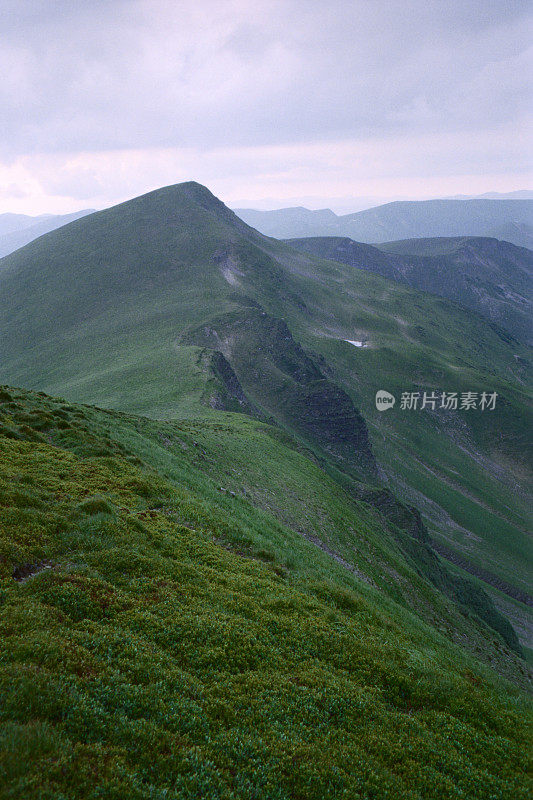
[{"left": 1, "top": 0, "right": 531, "bottom": 214}]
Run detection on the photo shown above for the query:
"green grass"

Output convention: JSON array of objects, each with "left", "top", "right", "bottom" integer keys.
[{"left": 0, "top": 386, "right": 531, "bottom": 799}]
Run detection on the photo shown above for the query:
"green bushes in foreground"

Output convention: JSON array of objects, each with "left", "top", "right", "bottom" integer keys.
[{"left": 0, "top": 388, "right": 531, "bottom": 799}]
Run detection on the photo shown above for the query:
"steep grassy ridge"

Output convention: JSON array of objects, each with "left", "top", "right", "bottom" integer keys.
[
  {"left": 181, "top": 307, "right": 377, "bottom": 477},
  {"left": 279, "top": 266, "right": 532, "bottom": 609},
  {"left": 0, "top": 386, "right": 531, "bottom": 799}
]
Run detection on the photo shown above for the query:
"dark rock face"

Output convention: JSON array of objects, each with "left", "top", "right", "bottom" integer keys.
[
  {"left": 183, "top": 308, "right": 377, "bottom": 478},
  {"left": 12, "top": 561, "right": 53, "bottom": 582},
  {"left": 279, "top": 379, "right": 375, "bottom": 471},
  {"left": 206, "top": 350, "right": 258, "bottom": 416},
  {"left": 357, "top": 487, "right": 429, "bottom": 543},
  {"left": 355, "top": 486, "right": 522, "bottom": 654}
]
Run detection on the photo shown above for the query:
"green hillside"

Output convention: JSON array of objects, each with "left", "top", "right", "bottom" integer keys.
[
  {"left": 378, "top": 236, "right": 529, "bottom": 257},
  {"left": 0, "top": 385, "right": 531, "bottom": 799},
  {"left": 0, "top": 181, "right": 531, "bottom": 654},
  {"left": 285, "top": 235, "right": 533, "bottom": 344}
]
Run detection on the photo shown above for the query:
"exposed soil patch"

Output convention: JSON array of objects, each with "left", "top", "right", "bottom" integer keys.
[{"left": 12, "top": 560, "right": 53, "bottom": 582}]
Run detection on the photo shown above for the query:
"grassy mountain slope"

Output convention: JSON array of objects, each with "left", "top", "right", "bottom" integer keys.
[
  {"left": 181, "top": 307, "right": 377, "bottom": 477},
  {"left": 276, "top": 264, "right": 532, "bottom": 625},
  {"left": 0, "top": 385, "right": 531, "bottom": 799},
  {"left": 235, "top": 199, "right": 533, "bottom": 248},
  {"left": 285, "top": 235, "right": 533, "bottom": 344},
  {"left": 0, "top": 182, "right": 531, "bottom": 651},
  {"left": 379, "top": 235, "right": 532, "bottom": 258},
  {"left": 283, "top": 235, "right": 404, "bottom": 280}
]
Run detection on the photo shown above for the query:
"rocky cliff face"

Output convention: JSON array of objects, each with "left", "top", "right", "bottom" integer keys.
[
  {"left": 357, "top": 487, "right": 429, "bottom": 543},
  {"left": 199, "top": 349, "right": 258, "bottom": 416},
  {"left": 182, "top": 307, "right": 377, "bottom": 478}
]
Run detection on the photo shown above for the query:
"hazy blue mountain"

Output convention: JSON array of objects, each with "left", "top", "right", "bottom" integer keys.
[
  {"left": 233, "top": 206, "right": 339, "bottom": 238},
  {"left": 235, "top": 198, "right": 533, "bottom": 247},
  {"left": 448, "top": 191, "right": 533, "bottom": 200},
  {"left": 286, "top": 235, "right": 533, "bottom": 344},
  {"left": 0, "top": 212, "right": 51, "bottom": 237},
  {"left": 0, "top": 209, "right": 95, "bottom": 257}
]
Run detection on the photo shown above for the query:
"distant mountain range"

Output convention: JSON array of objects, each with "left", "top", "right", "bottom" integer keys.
[
  {"left": 447, "top": 191, "right": 533, "bottom": 200},
  {"left": 235, "top": 198, "right": 533, "bottom": 248},
  {"left": 1, "top": 196, "right": 531, "bottom": 259},
  {"left": 286, "top": 235, "right": 533, "bottom": 345},
  {"left": 0, "top": 209, "right": 94, "bottom": 257}
]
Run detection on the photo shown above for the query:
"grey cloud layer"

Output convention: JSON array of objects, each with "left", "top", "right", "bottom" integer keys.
[{"left": 1, "top": 0, "right": 531, "bottom": 157}]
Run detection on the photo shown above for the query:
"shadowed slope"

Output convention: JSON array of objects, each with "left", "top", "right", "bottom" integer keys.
[{"left": 286, "top": 235, "right": 533, "bottom": 344}]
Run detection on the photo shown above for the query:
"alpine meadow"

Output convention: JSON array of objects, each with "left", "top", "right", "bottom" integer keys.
[{"left": 0, "top": 2, "right": 532, "bottom": 799}]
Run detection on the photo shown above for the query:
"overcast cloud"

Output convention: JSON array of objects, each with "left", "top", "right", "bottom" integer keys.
[{"left": 0, "top": 0, "right": 531, "bottom": 213}]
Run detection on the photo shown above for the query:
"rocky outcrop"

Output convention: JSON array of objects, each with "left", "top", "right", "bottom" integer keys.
[
  {"left": 356, "top": 486, "right": 522, "bottom": 654},
  {"left": 357, "top": 487, "right": 429, "bottom": 543},
  {"left": 182, "top": 308, "right": 377, "bottom": 478},
  {"left": 199, "top": 349, "right": 258, "bottom": 416}
]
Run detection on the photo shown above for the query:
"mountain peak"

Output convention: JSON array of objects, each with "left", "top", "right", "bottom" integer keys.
[
  {"left": 97, "top": 180, "right": 253, "bottom": 236},
  {"left": 119, "top": 180, "right": 224, "bottom": 211},
  {"left": 160, "top": 180, "right": 219, "bottom": 203}
]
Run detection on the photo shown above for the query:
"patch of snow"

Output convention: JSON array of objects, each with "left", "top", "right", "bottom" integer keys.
[{"left": 344, "top": 339, "right": 367, "bottom": 348}]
